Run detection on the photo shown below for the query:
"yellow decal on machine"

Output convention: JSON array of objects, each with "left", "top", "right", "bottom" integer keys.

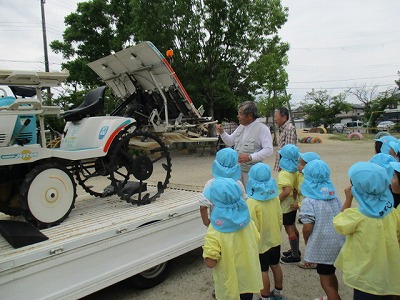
[{"left": 0, "top": 150, "right": 38, "bottom": 161}]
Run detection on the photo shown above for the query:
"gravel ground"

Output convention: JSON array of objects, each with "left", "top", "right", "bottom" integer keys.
[{"left": 82, "top": 131, "right": 376, "bottom": 300}]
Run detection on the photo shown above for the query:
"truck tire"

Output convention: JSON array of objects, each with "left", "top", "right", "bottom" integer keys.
[{"left": 130, "top": 262, "right": 169, "bottom": 289}]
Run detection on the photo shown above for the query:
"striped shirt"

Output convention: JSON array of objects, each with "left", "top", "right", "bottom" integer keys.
[{"left": 274, "top": 121, "right": 297, "bottom": 171}]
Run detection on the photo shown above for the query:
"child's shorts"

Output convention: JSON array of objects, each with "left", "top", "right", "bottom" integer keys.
[
  {"left": 282, "top": 210, "right": 297, "bottom": 225},
  {"left": 316, "top": 263, "right": 336, "bottom": 275},
  {"left": 259, "top": 245, "right": 281, "bottom": 271}
]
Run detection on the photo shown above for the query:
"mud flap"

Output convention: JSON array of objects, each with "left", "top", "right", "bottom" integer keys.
[{"left": 0, "top": 220, "right": 48, "bottom": 248}]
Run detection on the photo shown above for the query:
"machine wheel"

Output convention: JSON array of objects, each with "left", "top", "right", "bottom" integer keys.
[
  {"left": 112, "top": 130, "right": 172, "bottom": 205},
  {"left": 74, "top": 124, "right": 139, "bottom": 198},
  {"left": 130, "top": 262, "right": 169, "bottom": 289},
  {"left": 19, "top": 162, "right": 77, "bottom": 228}
]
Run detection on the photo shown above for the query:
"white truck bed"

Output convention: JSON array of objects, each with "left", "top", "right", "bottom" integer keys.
[{"left": 0, "top": 184, "right": 205, "bottom": 300}]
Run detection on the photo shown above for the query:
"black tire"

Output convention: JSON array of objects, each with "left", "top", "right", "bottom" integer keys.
[
  {"left": 114, "top": 130, "right": 172, "bottom": 205},
  {"left": 74, "top": 124, "right": 136, "bottom": 198},
  {"left": 19, "top": 162, "right": 77, "bottom": 228},
  {"left": 130, "top": 262, "right": 169, "bottom": 289}
]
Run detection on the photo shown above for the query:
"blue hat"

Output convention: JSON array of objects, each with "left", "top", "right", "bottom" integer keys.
[
  {"left": 390, "top": 161, "right": 400, "bottom": 174},
  {"left": 375, "top": 135, "right": 397, "bottom": 153},
  {"left": 369, "top": 153, "right": 396, "bottom": 178},
  {"left": 212, "top": 148, "right": 241, "bottom": 180},
  {"left": 374, "top": 135, "right": 396, "bottom": 143},
  {"left": 381, "top": 140, "right": 398, "bottom": 155},
  {"left": 204, "top": 178, "right": 250, "bottom": 232},
  {"left": 278, "top": 144, "right": 300, "bottom": 172},
  {"left": 299, "top": 152, "right": 321, "bottom": 163},
  {"left": 301, "top": 160, "right": 336, "bottom": 200},
  {"left": 246, "top": 163, "right": 278, "bottom": 201},
  {"left": 348, "top": 162, "right": 394, "bottom": 218}
]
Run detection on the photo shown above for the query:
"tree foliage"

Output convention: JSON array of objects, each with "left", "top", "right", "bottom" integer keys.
[
  {"left": 50, "top": 0, "right": 134, "bottom": 87},
  {"left": 50, "top": 0, "right": 289, "bottom": 121},
  {"left": 300, "top": 89, "right": 352, "bottom": 128},
  {"left": 249, "top": 35, "right": 290, "bottom": 119},
  {"left": 363, "top": 88, "right": 400, "bottom": 126}
]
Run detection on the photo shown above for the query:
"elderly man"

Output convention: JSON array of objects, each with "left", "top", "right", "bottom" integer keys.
[
  {"left": 274, "top": 107, "right": 297, "bottom": 171},
  {"left": 216, "top": 101, "right": 273, "bottom": 185}
]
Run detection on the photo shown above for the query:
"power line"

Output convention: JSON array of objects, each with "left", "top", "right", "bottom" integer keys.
[
  {"left": 287, "top": 83, "right": 395, "bottom": 90},
  {"left": 290, "top": 75, "right": 398, "bottom": 84}
]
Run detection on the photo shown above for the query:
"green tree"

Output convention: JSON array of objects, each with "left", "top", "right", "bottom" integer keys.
[
  {"left": 301, "top": 89, "right": 352, "bottom": 129},
  {"left": 364, "top": 88, "right": 400, "bottom": 127},
  {"left": 131, "top": 0, "right": 288, "bottom": 120},
  {"left": 249, "top": 35, "right": 290, "bottom": 121},
  {"left": 50, "top": 0, "right": 134, "bottom": 87},
  {"left": 51, "top": 0, "right": 289, "bottom": 121}
]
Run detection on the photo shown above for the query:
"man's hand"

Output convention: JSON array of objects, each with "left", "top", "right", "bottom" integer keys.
[
  {"left": 238, "top": 153, "right": 252, "bottom": 163},
  {"left": 215, "top": 124, "right": 224, "bottom": 134}
]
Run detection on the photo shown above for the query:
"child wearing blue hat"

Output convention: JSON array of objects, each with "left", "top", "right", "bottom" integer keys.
[
  {"left": 381, "top": 140, "right": 399, "bottom": 160},
  {"left": 276, "top": 144, "right": 301, "bottom": 264},
  {"left": 246, "top": 163, "right": 285, "bottom": 300},
  {"left": 202, "top": 177, "right": 263, "bottom": 300},
  {"left": 374, "top": 135, "right": 397, "bottom": 154},
  {"left": 199, "top": 148, "right": 246, "bottom": 226},
  {"left": 334, "top": 162, "right": 400, "bottom": 299},
  {"left": 289, "top": 151, "right": 321, "bottom": 270},
  {"left": 390, "top": 161, "right": 400, "bottom": 208},
  {"left": 369, "top": 152, "right": 400, "bottom": 209},
  {"left": 298, "top": 160, "right": 345, "bottom": 300}
]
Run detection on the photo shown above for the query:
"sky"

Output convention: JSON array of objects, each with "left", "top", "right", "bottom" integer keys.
[{"left": 0, "top": 0, "right": 399, "bottom": 105}]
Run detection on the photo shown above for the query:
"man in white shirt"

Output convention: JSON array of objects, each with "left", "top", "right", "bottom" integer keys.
[{"left": 216, "top": 101, "right": 273, "bottom": 185}]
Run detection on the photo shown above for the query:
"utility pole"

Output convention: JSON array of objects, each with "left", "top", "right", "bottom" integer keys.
[{"left": 40, "top": 0, "right": 51, "bottom": 100}]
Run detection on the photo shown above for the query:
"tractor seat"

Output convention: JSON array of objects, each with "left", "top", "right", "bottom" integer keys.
[
  {"left": 63, "top": 86, "right": 106, "bottom": 122},
  {"left": 9, "top": 86, "right": 37, "bottom": 98}
]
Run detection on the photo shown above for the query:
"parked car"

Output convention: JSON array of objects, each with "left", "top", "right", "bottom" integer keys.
[
  {"left": 332, "top": 123, "right": 346, "bottom": 133},
  {"left": 377, "top": 121, "right": 395, "bottom": 131},
  {"left": 346, "top": 121, "right": 364, "bottom": 128}
]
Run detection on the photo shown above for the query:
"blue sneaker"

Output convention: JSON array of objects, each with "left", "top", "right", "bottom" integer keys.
[{"left": 270, "top": 291, "right": 286, "bottom": 300}]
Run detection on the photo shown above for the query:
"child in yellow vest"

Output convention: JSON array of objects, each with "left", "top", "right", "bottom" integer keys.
[
  {"left": 277, "top": 144, "right": 301, "bottom": 264},
  {"left": 199, "top": 147, "right": 246, "bottom": 226},
  {"left": 334, "top": 162, "right": 400, "bottom": 298},
  {"left": 202, "top": 177, "right": 263, "bottom": 300},
  {"left": 246, "top": 163, "right": 285, "bottom": 300}
]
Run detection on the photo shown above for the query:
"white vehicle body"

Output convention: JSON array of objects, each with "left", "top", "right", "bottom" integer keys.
[
  {"left": 0, "top": 184, "right": 205, "bottom": 300},
  {"left": 377, "top": 120, "right": 395, "bottom": 131}
]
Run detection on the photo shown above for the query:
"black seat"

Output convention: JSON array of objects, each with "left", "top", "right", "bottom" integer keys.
[
  {"left": 9, "top": 86, "right": 37, "bottom": 98},
  {"left": 63, "top": 86, "right": 106, "bottom": 122}
]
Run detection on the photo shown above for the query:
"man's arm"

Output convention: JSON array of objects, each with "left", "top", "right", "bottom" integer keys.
[{"left": 215, "top": 124, "right": 236, "bottom": 147}]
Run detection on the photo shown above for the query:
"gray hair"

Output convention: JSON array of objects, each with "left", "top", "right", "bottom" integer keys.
[
  {"left": 238, "top": 101, "right": 258, "bottom": 119},
  {"left": 275, "top": 107, "right": 289, "bottom": 120}
]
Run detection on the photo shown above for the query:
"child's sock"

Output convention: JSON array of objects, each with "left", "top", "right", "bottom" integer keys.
[
  {"left": 289, "top": 235, "right": 300, "bottom": 257},
  {"left": 260, "top": 295, "right": 270, "bottom": 300}
]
